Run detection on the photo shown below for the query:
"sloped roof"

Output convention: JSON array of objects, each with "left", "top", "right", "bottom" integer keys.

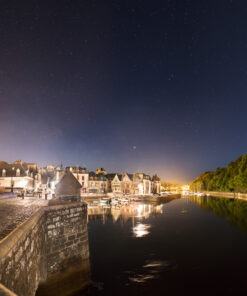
[
  {"left": 110, "top": 173, "right": 122, "bottom": 182},
  {"left": 106, "top": 173, "right": 116, "bottom": 181},
  {"left": 143, "top": 174, "right": 151, "bottom": 180},
  {"left": 89, "top": 171, "right": 107, "bottom": 181},
  {"left": 127, "top": 173, "right": 134, "bottom": 181},
  {"left": 22, "top": 162, "right": 38, "bottom": 172},
  {"left": 152, "top": 174, "right": 161, "bottom": 181},
  {"left": 55, "top": 171, "right": 82, "bottom": 197},
  {"left": 122, "top": 173, "right": 133, "bottom": 182},
  {"left": 0, "top": 161, "right": 27, "bottom": 177}
]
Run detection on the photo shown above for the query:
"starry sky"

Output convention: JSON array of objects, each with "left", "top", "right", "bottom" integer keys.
[{"left": 1, "top": 0, "right": 247, "bottom": 183}]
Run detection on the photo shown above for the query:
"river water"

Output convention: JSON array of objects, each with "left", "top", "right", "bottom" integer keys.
[{"left": 79, "top": 196, "right": 247, "bottom": 295}]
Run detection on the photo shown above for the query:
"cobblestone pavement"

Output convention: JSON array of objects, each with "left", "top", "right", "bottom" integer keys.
[{"left": 0, "top": 197, "right": 48, "bottom": 240}]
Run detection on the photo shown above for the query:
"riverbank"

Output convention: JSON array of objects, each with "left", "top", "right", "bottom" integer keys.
[{"left": 199, "top": 191, "right": 247, "bottom": 200}]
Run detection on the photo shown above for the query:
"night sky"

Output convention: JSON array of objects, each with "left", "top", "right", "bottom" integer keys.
[{"left": 1, "top": 0, "right": 247, "bottom": 183}]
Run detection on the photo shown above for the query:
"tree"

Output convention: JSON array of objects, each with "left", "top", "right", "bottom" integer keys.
[{"left": 190, "top": 153, "right": 247, "bottom": 193}]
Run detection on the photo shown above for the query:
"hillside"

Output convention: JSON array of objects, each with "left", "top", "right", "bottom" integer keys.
[{"left": 190, "top": 154, "right": 247, "bottom": 193}]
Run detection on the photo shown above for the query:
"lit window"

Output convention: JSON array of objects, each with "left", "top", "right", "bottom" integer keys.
[
  {"left": 2, "top": 169, "right": 6, "bottom": 177},
  {"left": 16, "top": 168, "right": 20, "bottom": 177}
]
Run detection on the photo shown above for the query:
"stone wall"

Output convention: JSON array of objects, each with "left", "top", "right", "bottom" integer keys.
[
  {"left": 36, "top": 203, "right": 90, "bottom": 296},
  {"left": 0, "top": 208, "right": 46, "bottom": 296},
  {"left": 0, "top": 201, "right": 90, "bottom": 296}
]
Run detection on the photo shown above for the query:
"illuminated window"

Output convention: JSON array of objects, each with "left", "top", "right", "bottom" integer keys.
[
  {"left": 16, "top": 168, "right": 20, "bottom": 177},
  {"left": 2, "top": 169, "right": 6, "bottom": 177}
]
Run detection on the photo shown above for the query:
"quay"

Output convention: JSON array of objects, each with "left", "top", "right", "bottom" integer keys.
[
  {"left": 195, "top": 191, "right": 247, "bottom": 201},
  {"left": 0, "top": 172, "right": 91, "bottom": 296}
]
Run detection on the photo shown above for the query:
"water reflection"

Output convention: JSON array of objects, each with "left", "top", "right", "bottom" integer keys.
[
  {"left": 87, "top": 202, "right": 164, "bottom": 224},
  {"left": 127, "top": 260, "right": 172, "bottom": 284},
  {"left": 84, "top": 196, "right": 247, "bottom": 296},
  {"left": 132, "top": 223, "right": 151, "bottom": 237},
  {"left": 190, "top": 195, "right": 247, "bottom": 233},
  {"left": 129, "top": 273, "right": 155, "bottom": 283},
  {"left": 87, "top": 201, "right": 167, "bottom": 239}
]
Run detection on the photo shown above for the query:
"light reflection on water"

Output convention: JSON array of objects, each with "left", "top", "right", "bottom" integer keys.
[
  {"left": 87, "top": 202, "right": 164, "bottom": 223},
  {"left": 87, "top": 202, "right": 160, "bottom": 238},
  {"left": 132, "top": 223, "right": 151, "bottom": 237},
  {"left": 87, "top": 202, "right": 163, "bottom": 238},
  {"left": 128, "top": 260, "right": 172, "bottom": 284}
]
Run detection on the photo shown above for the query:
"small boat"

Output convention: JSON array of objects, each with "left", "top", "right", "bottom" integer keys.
[
  {"left": 197, "top": 193, "right": 206, "bottom": 197},
  {"left": 111, "top": 199, "right": 120, "bottom": 204},
  {"left": 119, "top": 198, "right": 129, "bottom": 205},
  {"left": 110, "top": 196, "right": 121, "bottom": 204},
  {"left": 99, "top": 199, "right": 110, "bottom": 205},
  {"left": 128, "top": 197, "right": 141, "bottom": 202}
]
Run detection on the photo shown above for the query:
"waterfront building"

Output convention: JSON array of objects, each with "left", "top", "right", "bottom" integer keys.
[
  {"left": 0, "top": 160, "right": 37, "bottom": 193},
  {"left": 121, "top": 173, "right": 133, "bottom": 194},
  {"left": 0, "top": 159, "right": 161, "bottom": 196},
  {"left": 13, "top": 160, "right": 38, "bottom": 172},
  {"left": 36, "top": 163, "right": 65, "bottom": 195},
  {"left": 88, "top": 172, "right": 108, "bottom": 194},
  {"left": 68, "top": 166, "right": 89, "bottom": 194},
  {"left": 132, "top": 173, "right": 152, "bottom": 195},
  {"left": 106, "top": 172, "right": 160, "bottom": 195},
  {"left": 152, "top": 174, "right": 161, "bottom": 194},
  {"left": 109, "top": 174, "right": 122, "bottom": 194}
]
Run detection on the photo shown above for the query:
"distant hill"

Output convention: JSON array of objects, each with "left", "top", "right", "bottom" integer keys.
[{"left": 190, "top": 154, "right": 247, "bottom": 193}]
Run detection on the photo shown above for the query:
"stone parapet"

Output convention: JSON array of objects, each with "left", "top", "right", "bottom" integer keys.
[
  {"left": 0, "top": 201, "right": 90, "bottom": 296},
  {"left": 45, "top": 202, "right": 89, "bottom": 276},
  {"left": 0, "top": 207, "right": 46, "bottom": 296}
]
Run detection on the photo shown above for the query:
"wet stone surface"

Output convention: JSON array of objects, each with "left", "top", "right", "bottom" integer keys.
[{"left": 0, "top": 197, "right": 48, "bottom": 240}]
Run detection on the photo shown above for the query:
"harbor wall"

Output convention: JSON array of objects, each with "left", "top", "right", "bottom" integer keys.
[
  {"left": 0, "top": 208, "right": 46, "bottom": 296},
  {"left": 0, "top": 202, "right": 90, "bottom": 296}
]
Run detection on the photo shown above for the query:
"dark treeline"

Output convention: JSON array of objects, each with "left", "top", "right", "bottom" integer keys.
[{"left": 190, "top": 154, "right": 247, "bottom": 193}]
